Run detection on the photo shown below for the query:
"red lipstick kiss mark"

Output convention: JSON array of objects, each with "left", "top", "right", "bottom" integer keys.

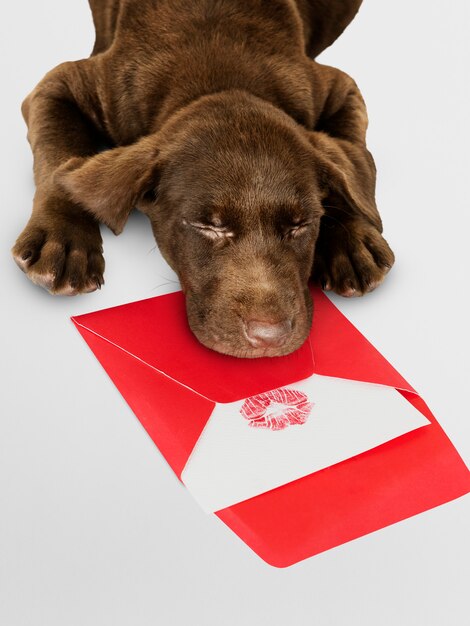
[{"left": 240, "top": 388, "right": 313, "bottom": 431}]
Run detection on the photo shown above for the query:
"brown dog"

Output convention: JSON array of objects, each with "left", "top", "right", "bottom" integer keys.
[{"left": 12, "top": 0, "right": 394, "bottom": 358}]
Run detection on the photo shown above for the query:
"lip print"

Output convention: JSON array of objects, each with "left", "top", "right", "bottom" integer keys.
[{"left": 240, "top": 387, "right": 314, "bottom": 431}]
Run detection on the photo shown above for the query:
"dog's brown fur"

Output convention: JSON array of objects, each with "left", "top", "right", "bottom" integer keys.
[{"left": 12, "top": 0, "right": 394, "bottom": 358}]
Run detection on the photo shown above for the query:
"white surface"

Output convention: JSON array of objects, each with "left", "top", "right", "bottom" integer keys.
[
  {"left": 0, "top": 1, "right": 469, "bottom": 625},
  {"left": 182, "top": 375, "right": 429, "bottom": 512}
]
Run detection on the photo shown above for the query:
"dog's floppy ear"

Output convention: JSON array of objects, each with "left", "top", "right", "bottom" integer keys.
[
  {"left": 55, "top": 134, "right": 160, "bottom": 235},
  {"left": 308, "top": 131, "right": 382, "bottom": 231}
]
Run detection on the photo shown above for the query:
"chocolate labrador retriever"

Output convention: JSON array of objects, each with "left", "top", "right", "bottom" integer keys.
[{"left": 12, "top": 0, "right": 394, "bottom": 358}]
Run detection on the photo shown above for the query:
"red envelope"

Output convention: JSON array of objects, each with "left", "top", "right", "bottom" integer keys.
[{"left": 72, "top": 286, "right": 470, "bottom": 567}]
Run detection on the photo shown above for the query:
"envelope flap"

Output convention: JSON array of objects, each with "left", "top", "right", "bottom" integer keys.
[
  {"left": 309, "top": 286, "right": 415, "bottom": 393},
  {"left": 182, "top": 374, "right": 429, "bottom": 513},
  {"left": 72, "top": 290, "right": 315, "bottom": 403}
]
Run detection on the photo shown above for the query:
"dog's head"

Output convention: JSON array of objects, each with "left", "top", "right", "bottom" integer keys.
[{"left": 58, "top": 91, "right": 376, "bottom": 357}]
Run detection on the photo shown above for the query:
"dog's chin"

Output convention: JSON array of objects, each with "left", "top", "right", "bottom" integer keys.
[
  {"left": 189, "top": 328, "right": 309, "bottom": 359},
  {"left": 211, "top": 342, "right": 306, "bottom": 359}
]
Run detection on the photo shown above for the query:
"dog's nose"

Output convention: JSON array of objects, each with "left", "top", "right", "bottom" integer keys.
[{"left": 244, "top": 319, "right": 292, "bottom": 348}]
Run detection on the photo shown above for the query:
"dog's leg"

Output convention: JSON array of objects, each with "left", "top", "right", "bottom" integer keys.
[
  {"left": 12, "top": 61, "right": 108, "bottom": 295},
  {"left": 308, "top": 63, "right": 395, "bottom": 297}
]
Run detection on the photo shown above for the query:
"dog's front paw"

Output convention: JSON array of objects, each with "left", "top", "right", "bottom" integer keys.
[
  {"left": 312, "top": 217, "right": 394, "bottom": 297},
  {"left": 12, "top": 214, "right": 105, "bottom": 295}
]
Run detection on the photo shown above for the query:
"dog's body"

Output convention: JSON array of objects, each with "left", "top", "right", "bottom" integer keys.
[{"left": 12, "top": 0, "right": 394, "bottom": 357}]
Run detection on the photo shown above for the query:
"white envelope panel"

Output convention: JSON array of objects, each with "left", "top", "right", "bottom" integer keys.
[{"left": 181, "top": 374, "right": 430, "bottom": 513}]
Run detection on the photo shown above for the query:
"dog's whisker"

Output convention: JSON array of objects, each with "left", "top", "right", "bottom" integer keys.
[
  {"left": 154, "top": 273, "right": 180, "bottom": 283},
  {"left": 151, "top": 280, "right": 180, "bottom": 291},
  {"left": 322, "top": 204, "right": 357, "bottom": 219},
  {"left": 322, "top": 214, "right": 354, "bottom": 240}
]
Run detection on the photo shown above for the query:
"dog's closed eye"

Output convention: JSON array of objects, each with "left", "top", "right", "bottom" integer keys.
[
  {"left": 184, "top": 219, "right": 235, "bottom": 240},
  {"left": 282, "top": 220, "right": 313, "bottom": 239}
]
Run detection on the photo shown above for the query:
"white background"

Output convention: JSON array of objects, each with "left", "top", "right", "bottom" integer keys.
[{"left": 1, "top": 1, "right": 469, "bottom": 624}]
